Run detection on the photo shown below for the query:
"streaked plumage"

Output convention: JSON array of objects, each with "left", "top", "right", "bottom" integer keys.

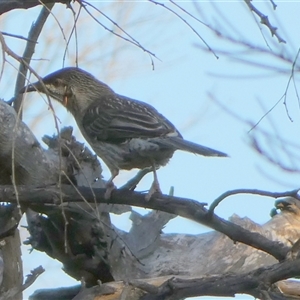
[{"left": 20, "top": 67, "right": 227, "bottom": 198}]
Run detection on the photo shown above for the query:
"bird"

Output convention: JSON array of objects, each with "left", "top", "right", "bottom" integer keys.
[{"left": 20, "top": 67, "right": 227, "bottom": 199}]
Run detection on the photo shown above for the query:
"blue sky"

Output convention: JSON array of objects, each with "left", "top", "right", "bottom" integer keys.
[{"left": 2, "top": 1, "right": 300, "bottom": 299}]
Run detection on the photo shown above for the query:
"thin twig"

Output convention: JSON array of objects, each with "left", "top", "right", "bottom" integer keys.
[
  {"left": 80, "top": 1, "right": 158, "bottom": 62},
  {"left": 149, "top": 0, "right": 218, "bottom": 59},
  {"left": 83, "top": 0, "right": 156, "bottom": 56},
  {"left": 1, "top": 31, "right": 38, "bottom": 43},
  {"left": 62, "top": 3, "right": 82, "bottom": 67},
  {"left": 170, "top": 0, "right": 209, "bottom": 28},
  {"left": 39, "top": 0, "right": 68, "bottom": 46},
  {"left": 244, "top": 0, "right": 286, "bottom": 43},
  {"left": 208, "top": 188, "right": 300, "bottom": 215},
  {"left": 282, "top": 47, "right": 300, "bottom": 120}
]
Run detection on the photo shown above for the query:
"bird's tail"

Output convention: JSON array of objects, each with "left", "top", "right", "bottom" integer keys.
[{"left": 156, "top": 136, "right": 228, "bottom": 157}]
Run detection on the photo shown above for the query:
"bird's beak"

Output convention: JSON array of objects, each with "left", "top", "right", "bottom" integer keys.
[{"left": 19, "top": 81, "right": 43, "bottom": 94}]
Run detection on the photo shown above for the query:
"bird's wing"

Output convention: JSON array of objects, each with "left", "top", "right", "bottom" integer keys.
[{"left": 82, "top": 96, "right": 178, "bottom": 143}]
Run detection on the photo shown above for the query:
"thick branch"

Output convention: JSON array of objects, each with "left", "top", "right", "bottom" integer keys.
[
  {"left": 0, "top": 184, "right": 291, "bottom": 261},
  {"left": 35, "top": 259, "right": 300, "bottom": 300},
  {"left": 0, "top": 101, "right": 67, "bottom": 185},
  {"left": 136, "top": 258, "right": 300, "bottom": 299}
]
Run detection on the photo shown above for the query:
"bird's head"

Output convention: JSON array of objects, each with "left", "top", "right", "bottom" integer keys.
[{"left": 20, "top": 67, "right": 114, "bottom": 115}]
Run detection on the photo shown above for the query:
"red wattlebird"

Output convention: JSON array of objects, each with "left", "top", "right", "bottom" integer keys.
[{"left": 21, "top": 67, "right": 227, "bottom": 199}]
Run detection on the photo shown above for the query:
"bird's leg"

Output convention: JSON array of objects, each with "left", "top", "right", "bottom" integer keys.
[
  {"left": 145, "top": 164, "right": 162, "bottom": 201},
  {"left": 105, "top": 169, "right": 119, "bottom": 199}
]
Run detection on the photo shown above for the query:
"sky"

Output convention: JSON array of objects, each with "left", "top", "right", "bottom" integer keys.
[{"left": 1, "top": 1, "right": 300, "bottom": 299}]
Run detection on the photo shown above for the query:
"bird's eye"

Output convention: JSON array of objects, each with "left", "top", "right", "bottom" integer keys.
[{"left": 53, "top": 79, "right": 60, "bottom": 86}]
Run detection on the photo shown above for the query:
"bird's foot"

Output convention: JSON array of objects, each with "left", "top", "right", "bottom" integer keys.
[
  {"left": 145, "top": 181, "right": 162, "bottom": 201},
  {"left": 105, "top": 181, "right": 116, "bottom": 200}
]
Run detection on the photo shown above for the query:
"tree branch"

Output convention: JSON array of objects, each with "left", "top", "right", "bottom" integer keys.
[
  {"left": 208, "top": 188, "right": 300, "bottom": 215},
  {"left": 0, "top": 184, "right": 292, "bottom": 261},
  {"left": 13, "top": 2, "right": 54, "bottom": 116},
  {"left": 0, "top": 0, "right": 69, "bottom": 15}
]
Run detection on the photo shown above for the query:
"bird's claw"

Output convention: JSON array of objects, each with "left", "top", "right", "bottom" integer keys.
[{"left": 145, "top": 181, "right": 162, "bottom": 201}]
